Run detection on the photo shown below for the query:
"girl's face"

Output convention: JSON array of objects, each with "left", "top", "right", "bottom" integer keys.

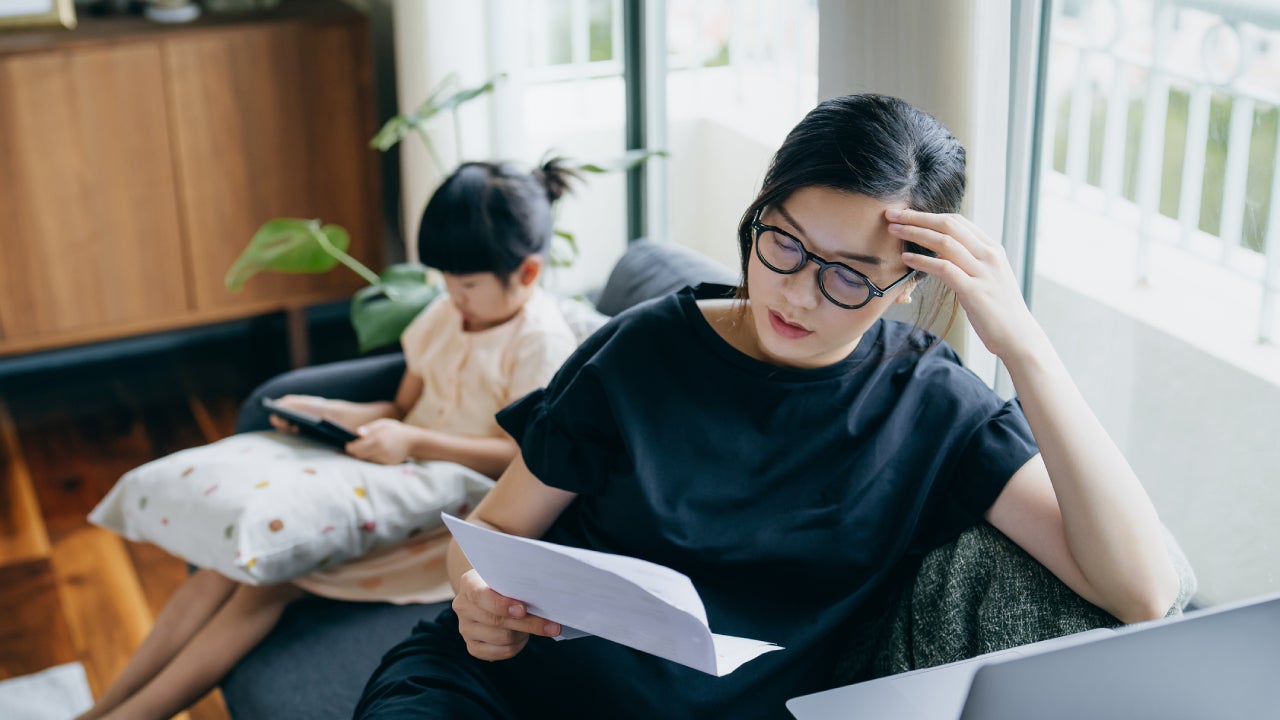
[
  {"left": 442, "top": 266, "right": 534, "bottom": 332},
  {"left": 745, "top": 187, "right": 914, "bottom": 369}
]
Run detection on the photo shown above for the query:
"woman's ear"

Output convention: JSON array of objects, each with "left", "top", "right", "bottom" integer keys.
[
  {"left": 517, "top": 255, "right": 544, "bottom": 287},
  {"left": 894, "top": 277, "right": 920, "bottom": 305}
]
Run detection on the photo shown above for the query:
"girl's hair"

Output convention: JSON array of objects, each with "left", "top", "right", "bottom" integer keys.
[
  {"left": 735, "top": 94, "right": 967, "bottom": 343},
  {"left": 418, "top": 158, "right": 580, "bottom": 283}
]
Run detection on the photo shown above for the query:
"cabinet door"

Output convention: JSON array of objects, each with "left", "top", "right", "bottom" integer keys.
[
  {"left": 164, "top": 21, "right": 379, "bottom": 313},
  {"left": 0, "top": 44, "right": 188, "bottom": 341}
]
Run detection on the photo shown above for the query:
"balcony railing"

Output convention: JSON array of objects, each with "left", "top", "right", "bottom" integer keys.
[{"left": 1044, "top": 0, "right": 1280, "bottom": 343}]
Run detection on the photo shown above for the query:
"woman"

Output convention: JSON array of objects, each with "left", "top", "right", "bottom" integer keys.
[{"left": 355, "top": 94, "right": 1179, "bottom": 719}]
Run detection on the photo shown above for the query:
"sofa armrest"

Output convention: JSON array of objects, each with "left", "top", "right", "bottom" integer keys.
[{"left": 236, "top": 353, "right": 407, "bottom": 434}]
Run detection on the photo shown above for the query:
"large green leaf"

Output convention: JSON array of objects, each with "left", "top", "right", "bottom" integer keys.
[
  {"left": 369, "top": 116, "right": 410, "bottom": 152},
  {"left": 369, "top": 73, "right": 506, "bottom": 152},
  {"left": 350, "top": 263, "right": 445, "bottom": 353},
  {"left": 571, "top": 149, "right": 669, "bottom": 174},
  {"left": 225, "top": 219, "right": 350, "bottom": 291}
]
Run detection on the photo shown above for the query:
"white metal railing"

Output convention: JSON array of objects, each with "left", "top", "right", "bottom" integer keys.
[{"left": 1045, "top": 0, "right": 1280, "bottom": 343}]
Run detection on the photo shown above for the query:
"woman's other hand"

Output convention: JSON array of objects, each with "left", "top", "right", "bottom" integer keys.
[
  {"left": 452, "top": 569, "right": 562, "bottom": 661},
  {"left": 889, "top": 208, "right": 1048, "bottom": 362}
]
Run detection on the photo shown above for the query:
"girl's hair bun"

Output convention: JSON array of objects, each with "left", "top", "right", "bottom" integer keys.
[{"left": 533, "top": 156, "right": 581, "bottom": 203}]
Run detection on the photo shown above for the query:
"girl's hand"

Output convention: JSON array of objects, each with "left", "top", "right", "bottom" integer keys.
[
  {"left": 345, "top": 418, "right": 416, "bottom": 465},
  {"left": 452, "top": 569, "right": 561, "bottom": 661},
  {"left": 267, "top": 394, "right": 330, "bottom": 434},
  {"left": 888, "top": 208, "right": 1048, "bottom": 362}
]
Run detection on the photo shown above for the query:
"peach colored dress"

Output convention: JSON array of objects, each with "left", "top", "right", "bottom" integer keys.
[{"left": 291, "top": 289, "right": 577, "bottom": 604}]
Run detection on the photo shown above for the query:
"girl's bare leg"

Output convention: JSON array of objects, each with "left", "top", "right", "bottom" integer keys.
[
  {"left": 78, "top": 569, "right": 238, "bottom": 720},
  {"left": 101, "top": 581, "right": 305, "bottom": 720}
]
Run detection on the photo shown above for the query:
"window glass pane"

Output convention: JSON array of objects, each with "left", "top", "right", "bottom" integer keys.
[
  {"left": 518, "top": 0, "right": 628, "bottom": 294},
  {"left": 588, "top": 0, "right": 613, "bottom": 62},
  {"left": 663, "top": 0, "right": 819, "bottom": 271},
  {"left": 1031, "top": 0, "right": 1280, "bottom": 606}
]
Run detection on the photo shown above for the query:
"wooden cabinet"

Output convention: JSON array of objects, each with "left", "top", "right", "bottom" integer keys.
[{"left": 0, "top": 1, "right": 380, "bottom": 356}]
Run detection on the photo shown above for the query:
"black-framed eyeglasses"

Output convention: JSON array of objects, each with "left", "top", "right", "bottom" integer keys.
[{"left": 751, "top": 213, "right": 915, "bottom": 310}]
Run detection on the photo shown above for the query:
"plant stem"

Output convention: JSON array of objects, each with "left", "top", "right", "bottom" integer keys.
[
  {"left": 308, "top": 225, "right": 381, "bottom": 286},
  {"left": 452, "top": 106, "right": 463, "bottom": 164},
  {"left": 413, "top": 126, "right": 447, "bottom": 177}
]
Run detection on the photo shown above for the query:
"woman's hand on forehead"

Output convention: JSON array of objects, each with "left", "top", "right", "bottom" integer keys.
[{"left": 886, "top": 208, "right": 1044, "bottom": 361}]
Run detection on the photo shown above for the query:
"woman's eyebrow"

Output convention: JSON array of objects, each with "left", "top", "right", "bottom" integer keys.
[{"left": 775, "top": 204, "right": 883, "bottom": 266}]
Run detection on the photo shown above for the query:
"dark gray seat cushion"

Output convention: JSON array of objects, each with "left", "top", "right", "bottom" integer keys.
[
  {"left": 594, "top": 239, "right": 737, "bottom": 316},
  {"left": 221, "top": 597, "right": 449, "bottom": 718}
]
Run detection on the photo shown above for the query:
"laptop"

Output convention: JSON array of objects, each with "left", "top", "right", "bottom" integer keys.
[{"left": 787, "top": 592, "right": 1280, "bottom": 720}]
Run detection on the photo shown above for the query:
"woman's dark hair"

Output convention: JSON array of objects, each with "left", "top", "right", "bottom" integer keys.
[
  {"left": 736, "top": 94, "right": 967, "bottom": 342},
  {"left": 418, "top": 157, "right": 580, "bottom": 283}
]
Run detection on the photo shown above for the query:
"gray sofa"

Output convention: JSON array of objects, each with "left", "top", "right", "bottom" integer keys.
[{"left": 221, "top": 240, "right": 1195, "bottom": 718}]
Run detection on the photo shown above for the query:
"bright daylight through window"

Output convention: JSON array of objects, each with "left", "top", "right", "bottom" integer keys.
[{"left": 1031, "top": 0, "right": 1280, "bottom": 606}]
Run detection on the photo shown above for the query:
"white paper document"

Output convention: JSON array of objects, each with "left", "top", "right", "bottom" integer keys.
[{"left": 442, "top": 514, "right": 783, "bottom": 676}]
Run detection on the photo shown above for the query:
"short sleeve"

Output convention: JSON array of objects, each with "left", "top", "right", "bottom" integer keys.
[
  {"left": 951, "top": 397, "right": 1039, "bottom": 516},
  {"left": 916, "top": 396, "right": 1039, "bottom": 551},
  {"left": 496, "top": 322, "right": 626, "bottom": 496}
]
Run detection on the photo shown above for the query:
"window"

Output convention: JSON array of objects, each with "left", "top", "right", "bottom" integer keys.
[
  {"left": 1029, "top": 0, "right": 1280, "bottom": 606},
  {"left": 661, "top": 0, "right": 819, "bottom": 270}
]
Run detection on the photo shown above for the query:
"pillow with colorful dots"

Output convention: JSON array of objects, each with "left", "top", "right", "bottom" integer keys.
[{"left": 88, "top": 431, "right": 493, "bottom": 585}]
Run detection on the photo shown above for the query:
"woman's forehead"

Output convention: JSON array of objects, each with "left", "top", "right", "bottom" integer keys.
[{"left": 769, "top": 188, "right": 906, "bottom": 260}]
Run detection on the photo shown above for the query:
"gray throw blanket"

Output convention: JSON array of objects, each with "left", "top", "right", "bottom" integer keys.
[{"left": 834, "top": 523, "right": 1198, "bottom": 685}]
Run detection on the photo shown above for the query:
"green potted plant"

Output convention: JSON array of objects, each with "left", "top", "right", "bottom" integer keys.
[{"left": 225, "top": 72, "right": 663, "bottom": 353}]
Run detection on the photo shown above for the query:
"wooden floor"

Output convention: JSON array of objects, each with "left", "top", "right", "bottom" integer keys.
[{"left": 0, "top": 323, "right": 345, "bottom": 719}]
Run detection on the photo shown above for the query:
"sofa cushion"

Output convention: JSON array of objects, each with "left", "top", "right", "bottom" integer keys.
[
  {"left": 221, "top": 596, "right": 450, "bottom": 718},
  {"left": 594, "top": 239, "right": 738, "bottom": 316}
]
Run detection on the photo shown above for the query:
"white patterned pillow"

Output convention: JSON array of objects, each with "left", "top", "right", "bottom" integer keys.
[{"left": 89, "top": 432, "right": 493, "bottom": 585}]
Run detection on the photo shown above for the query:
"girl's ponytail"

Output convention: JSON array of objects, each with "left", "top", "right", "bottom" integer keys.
[{"left": 534, "top": 156, "right": 581, "bottom": 204}]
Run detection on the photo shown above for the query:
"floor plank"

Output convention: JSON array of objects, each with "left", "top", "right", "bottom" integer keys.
[
  {"left": 50, "top": 525, "right": 153, "bottom": 698},
  {"left": 0, "top": 325, "right": 349, "bottom": 720},
  {"left": 0, "top": 399, "right": 51, "bottom": 565},
  {"left": 0, "top": 559, "right": 77, "bottom": 680}
]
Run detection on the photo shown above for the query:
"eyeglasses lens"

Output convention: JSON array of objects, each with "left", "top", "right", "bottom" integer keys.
[{"left": 757, "top": 227, "right": 871, "bottom": 308}]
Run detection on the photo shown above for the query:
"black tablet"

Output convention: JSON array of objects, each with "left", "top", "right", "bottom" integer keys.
[{"left": 262, "top": 397, "right": 359, "bottom": 449}]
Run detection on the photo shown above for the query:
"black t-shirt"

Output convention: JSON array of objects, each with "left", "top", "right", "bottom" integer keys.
[{"left": 494, "top": 284, "right": 1039, "bottom": 719}]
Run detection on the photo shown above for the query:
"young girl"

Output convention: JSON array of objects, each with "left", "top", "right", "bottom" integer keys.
[
  {"left": 353, "top": 95, "right": 1181, "bottom": 719},
  {"left": 79, "top": 159, "right": 581, "bottom": 720}
]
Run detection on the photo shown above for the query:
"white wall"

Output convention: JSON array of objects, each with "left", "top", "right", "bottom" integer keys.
[{"left": 666, "top": 117, "right": 773, "bottom": 274}]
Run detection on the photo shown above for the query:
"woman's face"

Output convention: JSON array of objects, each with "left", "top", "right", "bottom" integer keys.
[{"left": 745, "top": 187, "right": 914, "bottom": 369}]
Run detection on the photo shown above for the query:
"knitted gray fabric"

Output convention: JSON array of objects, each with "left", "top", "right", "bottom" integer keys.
[{"left": 834, "top": 522, "right": 1198, "bottom": 685}]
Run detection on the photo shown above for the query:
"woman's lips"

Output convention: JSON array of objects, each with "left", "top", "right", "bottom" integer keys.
[{"left": 768, "top": 310, "right": 812, "bottom": 339}]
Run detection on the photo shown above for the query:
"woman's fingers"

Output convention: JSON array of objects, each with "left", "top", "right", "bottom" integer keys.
[
  {"left": 461, "top": 617, "right": 530, "bottom": 646},
  {"left": 889, "top": 221, "right": 984, "bottom": 277},
  {"left": 901, "top": 250, "right": 972, "bottom": 290},
  {"left": 458, "top": 585, "right": 561, "bottom": 637},
  {"left": 887, "top": 208, "right": 1005, "bottom": 276}
]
